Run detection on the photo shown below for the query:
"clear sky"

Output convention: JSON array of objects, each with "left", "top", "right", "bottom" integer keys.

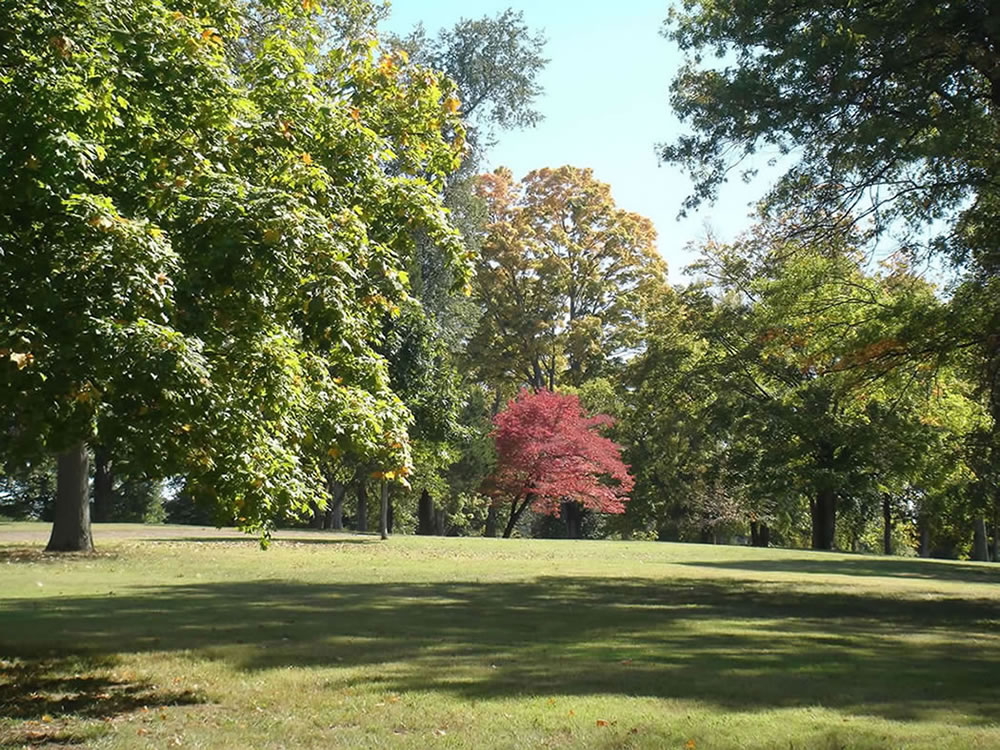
[{"left": 381, "top": 0, "right": 778, "bottom": 281}]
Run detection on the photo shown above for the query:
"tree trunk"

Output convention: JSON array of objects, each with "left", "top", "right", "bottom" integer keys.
[
  {"left": 882, "top": 494, "right": 893, "bottom": 556},
  {"left": 356, "top": 477, "right": 368, "bottom": 532},
  {"left": 329, "top": 479, "right": 345, "bottom": 530},
  {"left": 810, "top": 488, "right": 836, "bottom": 550},
  {"left": 485, "top": 505, "right": 498, "bottom": 537},
  {"left": 309, "top": 501, "right": 325, "bottom": 529},
  {"left": 92, "top": 446, "right": 113, "bottom": 523},
  {"left": 749, "top": 521, "right": 769, "bottom": 547},
  {"left": 388, "top": 495, "right": 394, "bottom": 534},
  {"left": 502, "top": 494, "right": 533, "bottom": 538},
  {"left": 992, "top": 497, "right": 999, "bottom": 563},
  {"left": 919, "top": 521, "right": 930, "bottom": 558},
  {"left": 379, "top": 481, "right": 389, "bottom": 540},
  {"left": 417, "top": 488, "right": 435, "bottom": 535},
  {"left": 972, "top": 517, "right": 989, "bottom": 561},
  {"left": 562, "top": 501, "right": 583, "bottom": 539},
  {"left": 46, "top": 441, "right": 94, "bottom": 552}
]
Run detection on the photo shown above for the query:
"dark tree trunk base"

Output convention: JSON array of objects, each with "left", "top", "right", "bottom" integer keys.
[
  {"left": 418, "top": 489, "right": 435, "bottom": 535},
  {"left": 810, "top": 489, "right": 836, "bottom": 550},
  {"left": 46, "top": 441, "right": 94, "bottom": 553},
  {"left": 973, "top": 517, "right": 989, "bottom": 561},
  {"left": 92, "top": 446, "right": 113, "bottom": 523},
  {"left": 379, "top": 481, "right": 389, "bottom": 540}
]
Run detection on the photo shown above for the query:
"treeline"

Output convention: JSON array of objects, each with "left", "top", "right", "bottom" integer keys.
[{"left": 2, "top": 0, "right": 997, "bottom": 559}]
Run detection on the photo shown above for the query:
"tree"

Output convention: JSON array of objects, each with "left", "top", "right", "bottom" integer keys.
[
  {"left": 391, "top": 9, "right": 547, "bottom": 155},
  {"left": 661, "top": 0, "right": 1000, "bottom": 555},
  {"left": 470, "top": 166, "right": 667, "bottom": 392},
  {"left": 686, "top": 230, "right": 980, "bottom": 550},
  {"left": 487, "top": 389, "right": 633, "bottom": 538},
  {"left": 0, "top": 0, "right": 468, "bottom": 550}
]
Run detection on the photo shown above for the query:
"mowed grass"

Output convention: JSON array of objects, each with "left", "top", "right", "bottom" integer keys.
[{"left": 2, "top": 524, "right": 999, "bottom": 749}]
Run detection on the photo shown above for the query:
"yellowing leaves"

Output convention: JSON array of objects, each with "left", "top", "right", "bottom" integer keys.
[
  {"left": 89, "top": 215, "right": 114, "bottom": 231},
  {"left": 443, "top": 96, "right": 461, "bottom": 114},
  {"left": 263, "top": 228, "right": 281, "bottom": 245},
  {"left": 299, "top": 152, "right": 313, "bottom": 165},
  {"left": 49, "top": 36, "right": 74, "bottom": 58},
  {"left": 301, "top": 0, "right": 320, "bottom": 11},
  {"left": 378, "top": 55, "right": 395, "bottom": 75},
  {"left": 70, "top": 382, "right": 101, "bottom": 404},
  {"left": 9, "top": 352, "right": 34, "bottom": 369},
  {"left": 200, "top": 28, "right": 223, "bottom": 46},
  {"left": 349, "top": 107, "right": 361, "bottom": 124}
]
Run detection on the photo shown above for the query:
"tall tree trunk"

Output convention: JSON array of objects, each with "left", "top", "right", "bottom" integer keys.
[
  {"left": 750, "top": 520, "right": 759, "bottom": 547},
  {"left": 379, "top": 481, "right": 389, "bottom": 540},
  {"left": 919, "top": 521, "right": 930, "bottom": 558},
  {"left": 417, "top": 488, "right": 435, "bottom": 535},
  {"left": 356, "top": 477, "right": 368, "bottom": 532},
  {"left": 46, "top": 441, "right": 94, "bottom": 552},
  {"left": 388, "top": 495, "right": 394, "bottom": 534},
  {"left": 882, "top": 494, "right": 893, "bottom": 556},
  {"left": 811, "top": 488, "right": 836, "bottom": 550},
  {"left": 309, "top": 501, "right": 325, "bottom": 529},
  {"left": 972, "top": 517, "right": 989, "bottom": 561},
  {"left": 329, "top": 480, "right": 345, "bottom": 530},
  {"left": 92, "top": 446, "right": 113, "bottom": 523},
  {"left": 485, "top": 505, "right": 498, "bottom": 537},
  {"left": 992, "top": 501, "right": 999, "bottom": 563}
]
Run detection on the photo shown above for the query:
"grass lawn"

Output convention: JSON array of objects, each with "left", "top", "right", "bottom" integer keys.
[{"left": 2, "top": 523, "right": 999, "bottom": 749}]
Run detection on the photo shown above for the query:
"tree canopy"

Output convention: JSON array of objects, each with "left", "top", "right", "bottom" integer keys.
[{"left": 488, "top": 389, "right": 633, "bottom": 538}]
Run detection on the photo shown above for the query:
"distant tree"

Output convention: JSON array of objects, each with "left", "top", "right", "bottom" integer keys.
[
  {"left": 470, "top": 166, "right": 667, "bottom": 392},
  {"left": 487, "top": 389, "right": 633, "bottom": 538},
  {"left": 391, "top": 9, "right": 547, "bottom": 155}
]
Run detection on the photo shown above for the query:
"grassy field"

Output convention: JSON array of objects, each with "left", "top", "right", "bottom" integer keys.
[{"left": 1, "top": 523, "right": 999, "bottom": 749}]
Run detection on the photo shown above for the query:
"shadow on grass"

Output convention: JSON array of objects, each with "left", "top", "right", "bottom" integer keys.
[
  {"left": 0, "top": 547, "right": 119, "bottom": 565},
  {"left": 147, "top": 536, "right": 378, "bottom": 546},
  {"left": 680, "top": 556, "right": 1000, "bottom": 584},
  {"left": 0, "top": 655, "right": 204, "bottom": 748},
  {"left": 3, "top": 576, "right": 1000, "bottom": 727}
]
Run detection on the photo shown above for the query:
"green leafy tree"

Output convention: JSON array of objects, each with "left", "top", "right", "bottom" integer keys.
[
  {"left": 0, "top": 0, "right": 468, "bottom": 550},
  {"left": 661, "top": 0, "right": 1000, "bottom": 555}
]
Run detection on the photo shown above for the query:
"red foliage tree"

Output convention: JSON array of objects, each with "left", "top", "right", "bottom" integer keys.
[{"left": 488, "top": 389, "right": 634, "bottom": 538}]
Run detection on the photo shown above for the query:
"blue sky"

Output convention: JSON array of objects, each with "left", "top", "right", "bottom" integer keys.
[{"left": 381, "top": 0, "right": 778, "bottom": 281}]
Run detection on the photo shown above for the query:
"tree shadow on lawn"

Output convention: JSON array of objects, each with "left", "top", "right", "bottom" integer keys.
[
  {"left": 3, "top": 576, "right": 999, "bottom": 727},
  {"left": 679, "top": 556, "right": 1000, "bottom": 584},
  {"left": 147, "top": 536, "right": 378, "bottom": 546},
  {"left": 0, "top": 655, "right": 204, "bottom": 748}
]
